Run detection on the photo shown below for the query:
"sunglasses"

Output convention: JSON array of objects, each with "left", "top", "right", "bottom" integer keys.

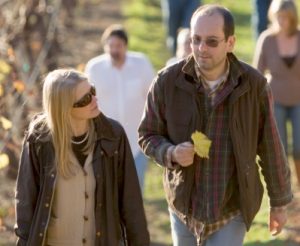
[
  {"left": 191, "top": 36, "right": 225, "bottom": 48},
  {"left": 73, "top": 85, "right": 96, "bottom": 108}
]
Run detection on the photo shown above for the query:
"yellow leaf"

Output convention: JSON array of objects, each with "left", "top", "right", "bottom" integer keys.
[
  {"left": 0, "top": 84, "right": 3, "bottom": 96},
  {"left": 0, "top": 153, "right": 9, "bottom": 169},
  {"left": 0, "top": 116, "right": 12, "bottom": 130},
  {"left": 13, "top": 80, "right": 25, "bottom": 93},
  {"left": 191, "top": 131, "right": 212, "bottom": 159},
  {"left": 0, "top": 59, "right": 11, "bottom": 75},
  {"left": 7, "top": 47, "right": 15, "bottom": 59}
]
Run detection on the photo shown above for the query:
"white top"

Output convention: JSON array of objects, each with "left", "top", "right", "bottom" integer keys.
[{"left": 85, "top": 51, "right": 155, "bottom": 157}]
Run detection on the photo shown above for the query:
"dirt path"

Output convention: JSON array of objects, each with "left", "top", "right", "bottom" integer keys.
[{"left": 59, "top": 0, "right": 123, "bottom": 68}]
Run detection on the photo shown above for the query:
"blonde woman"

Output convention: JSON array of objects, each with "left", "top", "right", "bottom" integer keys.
[
  {"left": 253, "top": 0, "right": 300, "bottom": 186},
  {"left": 15, "top": 69, "right": 149, "bottom": 245}
]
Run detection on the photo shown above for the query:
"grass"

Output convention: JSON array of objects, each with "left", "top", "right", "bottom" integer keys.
[
  {"left": 122, "top": 0, "right": 296, "bottom": 245},
  {"left": 123, "top": 0, "right": 170, "bottom": 70}
]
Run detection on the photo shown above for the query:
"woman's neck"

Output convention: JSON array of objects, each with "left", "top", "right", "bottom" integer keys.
[{"left": 71, "top": 120, "right": 89, "bottom": 137}]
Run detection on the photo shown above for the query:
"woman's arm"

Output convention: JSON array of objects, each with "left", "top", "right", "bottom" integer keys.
[{"left": 15, "top": 138, "right": 40, "bottom": 245}]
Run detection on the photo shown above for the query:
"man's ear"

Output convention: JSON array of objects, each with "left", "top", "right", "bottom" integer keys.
[{"left": 227, "top": 35, "right": 236, "bottom": 52}]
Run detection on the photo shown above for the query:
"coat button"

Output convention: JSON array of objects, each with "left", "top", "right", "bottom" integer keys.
[
  {"left": 50, "top": 173, "right": 55, "bottom": 178},
  {"left": 85, "top": 192, "right": 89, "bottom": 199},
  {"left": 114, "top": 150, "right": 118, "bottom": 154},
  {"left": 82, "top": 238, "right": 86, "bottom": 243},
  {"left": 39, "top": 233, "right": 43, "bottom": 237},
  {"left": 100, "top": 150, "right": 104, "bottom": 155},
  {"left": 83, "top": 215, "right": 88, "bottom": 221},
  {"left": 97, "top": 203, "right": 102, "bottom": 207},
  {"left": 45, "top": 203, "right": 49, "bottom": 208},
  {"left": 96, "top": 231, "right": 101, "bottom": 237}
]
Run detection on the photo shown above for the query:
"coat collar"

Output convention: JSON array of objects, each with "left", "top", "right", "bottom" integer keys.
[
  {"left": 27, "top": 113, "right": 118, "bottom": 144},
  {"left": 177, "top": 53, "right": 250, "bottom": 101},
  {"left": 93, "top": 113, "right": 117, "bottom": 141}
]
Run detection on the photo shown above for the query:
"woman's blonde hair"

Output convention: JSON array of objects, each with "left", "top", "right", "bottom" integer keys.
[
  {"left": 32, "top": 69, "right": 95, "bottom": 178},
  {"left": 268, "top": 0, "right": 299, "bottom": 35}
]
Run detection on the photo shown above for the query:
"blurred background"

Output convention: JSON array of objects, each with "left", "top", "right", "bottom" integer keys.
[{"left": 0, "top": 0, "right": 300, "bottom": 245}]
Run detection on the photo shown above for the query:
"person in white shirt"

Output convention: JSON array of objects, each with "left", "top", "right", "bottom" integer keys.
[{"left": 85, "top": 24, "right": 155, "bottom": 192}]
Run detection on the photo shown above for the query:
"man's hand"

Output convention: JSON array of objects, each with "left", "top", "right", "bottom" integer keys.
[
  {"left": 269, "top": 207, "right": 287, "bottom": 236},
  {"left": 171, "top": 142, "right": 195, "bottom": 167}
]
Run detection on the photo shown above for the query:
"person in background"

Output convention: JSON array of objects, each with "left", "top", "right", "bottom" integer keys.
[
  {"left": 14, "top": 69, "right": 149, "bottom": 245},
  {"left": 252, "top": 0, "right": 273, "bottom": 39},
  {"left": 85, "top": 24, "right": 155, "bottom": 192},
  {"left": 161, "top": 0, "right": 200, "bottom": 55},
  {"left": 166, "top": 28, "right": 192, "bottom": 66},
  {"left": 139, "top": 4, "right": 292, "bottom": 246},
  {"left": 253, "top": 0, "right": 300, "bottom": 186}
]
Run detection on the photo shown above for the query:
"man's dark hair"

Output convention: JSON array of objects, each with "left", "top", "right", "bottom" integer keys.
[
  {"left": 191, "top": 4, "right": 235, "bottom": 40},
  {"left": 101, "top": 24, "right": 128, "bottom": 46}
]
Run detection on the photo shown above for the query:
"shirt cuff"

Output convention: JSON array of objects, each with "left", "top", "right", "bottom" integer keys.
[
  {"left": 270, "top": 205, "right": 287, "bottom": 212},
  {"left": 164, "top": 145, "right": 176, "bottom": 169}
]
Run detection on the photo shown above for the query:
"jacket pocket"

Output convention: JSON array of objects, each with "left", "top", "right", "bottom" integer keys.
[{"left": 242, "top": 162, "right": 264, "bottom": 221}]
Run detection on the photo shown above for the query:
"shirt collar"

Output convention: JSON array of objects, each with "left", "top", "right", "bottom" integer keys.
[
  {"left": 182, "top": 53, "right": 245, "bottom": 90},
  {"left": 194, "top": 59, "right": 230, "bottom": 93}
]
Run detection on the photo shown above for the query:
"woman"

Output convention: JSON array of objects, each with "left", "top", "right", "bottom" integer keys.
[
  {"left": 15, "top": 69, "right": 149, "bottom": 245},
  {"left": 253, "top": 0, "right": 300, "bottom": 185}
]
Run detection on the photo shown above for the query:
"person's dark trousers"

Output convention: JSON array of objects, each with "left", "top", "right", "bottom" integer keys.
[
  {"left": 161, "top": 0, "right": 200, "bottom": 55},
  {"left": 252, "top": 0, "right": 272, "bottom": 39}
]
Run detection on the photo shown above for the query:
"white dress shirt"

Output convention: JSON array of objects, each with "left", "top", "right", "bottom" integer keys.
[{"left": 85, "top": 51, "right": 155, "bottom": 157}]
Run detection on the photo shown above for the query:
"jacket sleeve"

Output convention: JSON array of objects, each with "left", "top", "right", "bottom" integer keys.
[
  {"left": 14, "top": 137, "right": 40, "bottom": 245},
  {"left": 118, "top": 129, "right": 150, "bottom": 246},
  {"left": 257, "top": 84, "right": 293, "bottom": 207},
  {"left": 138, "top": 75, "right": 174, "bottom": 167}
]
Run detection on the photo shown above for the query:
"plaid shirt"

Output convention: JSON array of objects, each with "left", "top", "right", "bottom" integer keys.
[
  {"left": 186, "top": 59, "right": 240, "bottom": 241},
  {"left": 195, "top": 59, "right": 229, "bottom": 104},
  {"left": 139, "top": 54, "right": 292, "bottom": 243}
]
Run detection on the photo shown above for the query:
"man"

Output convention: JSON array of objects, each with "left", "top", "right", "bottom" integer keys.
[
  {"left": 138, "top": 4, "right": 292, "bottom": 246},
  {"left": 85, "top": 24, "right": 155, "bottom": 192}
]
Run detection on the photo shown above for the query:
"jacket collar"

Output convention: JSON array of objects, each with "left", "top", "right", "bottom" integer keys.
[
  {"left": 93, "top": 113, "right": 117, "bottom": 141},
  {"left": 182, "top": 53, "right": 246, "bottom": 82},
  {"left": 179, "top": 53, "right": 250, "bottom": 102},
  {"left": 27, "top": 113, "right": 117, "bottom": 144}
]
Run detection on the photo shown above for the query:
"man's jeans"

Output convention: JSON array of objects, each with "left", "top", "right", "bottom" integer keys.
[
  {"left": 134, "top": 151, "right": 148, "bottom": 193},
  {"left": 169, "top": 209, "right": 246, "bottom": 246},
  {"left": 161, "top": 0, "right": 200, "bottom": 54},
  {"left": 274, "top": 103, "right": 300, "bottom": 159},
  {"left": 251, "top": 0, "right": 272, "bottom": 39}
]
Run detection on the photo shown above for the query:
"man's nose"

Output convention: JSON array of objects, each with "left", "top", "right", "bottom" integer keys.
[{"left": 198, "top": 41, "right": 208, "bottom": 51}]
